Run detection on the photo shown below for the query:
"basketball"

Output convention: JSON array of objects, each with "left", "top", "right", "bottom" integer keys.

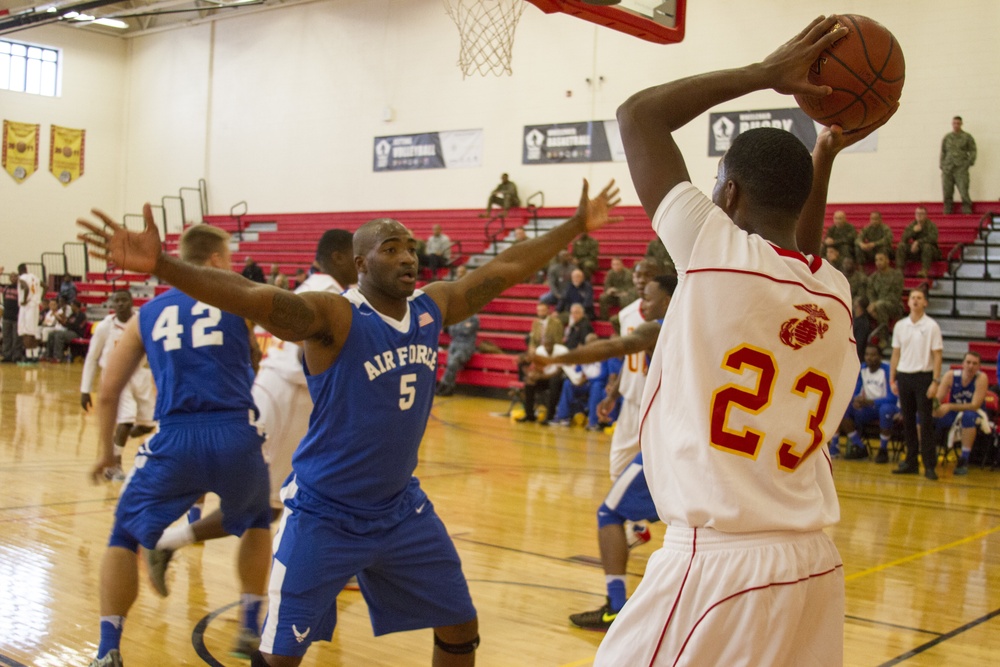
[{"left": 794, "top": 15, "right": 904, "bottom": 132}]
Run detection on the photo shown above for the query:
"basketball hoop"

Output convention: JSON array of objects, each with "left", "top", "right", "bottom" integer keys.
[{"left": 443, "top": 0, "right": 526, "bottom": 78}]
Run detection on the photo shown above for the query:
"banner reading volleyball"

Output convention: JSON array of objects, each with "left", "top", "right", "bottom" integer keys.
[
  {"left": 50, "top": 125, "right": 85, "bottom": 185},
  {"left": 2, "top": 120, "right": 40, "bottom": 182}
]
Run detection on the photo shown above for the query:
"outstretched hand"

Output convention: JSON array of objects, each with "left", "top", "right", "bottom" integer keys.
[
  {"left": 762, "top": 15, "right": 847, "bottom": 97},
  {"left": 576, "top": 179, "right": 623, "bottom": 233},
  {"left": 77, "top": 203, "right": 163, "bottom": 274}
]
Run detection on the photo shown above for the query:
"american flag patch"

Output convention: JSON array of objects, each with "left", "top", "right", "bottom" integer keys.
[{"left": 418, "top": 312, "right": 434, "bottom": 327}]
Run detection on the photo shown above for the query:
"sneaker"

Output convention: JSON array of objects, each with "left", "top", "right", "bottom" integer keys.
[
  {"left": 844, "top": 444, "right": 868, "bottom": 460},
  {"left": 892, "top": 464, "right": 919, "bottom": 475},
  {"left": 954, "top": 464, "right": 969, "bottom": 476},
  {"left": 514, "top": 415, "right": 536, "bottom": 423},
  {"left": 550, "top": 418, "right": 572, "bottom": 427},
  {"left": 89, "top": 649, "right": 123, "bottom": 667},
  {"left": 145, "top": 548, "right": 174, "bottom": 597},
  {"left": 626, "top": 521, "right": 651, "bottom": 550},
  {"left": 230, "top": 627, "right": 261, "bottom": 659},
  {"left": 874, "top": 449, "right": 889, "bottom": 464},
  {"left": 924, "top": 468, "right": 938, "bottom": 481},
  {"left": 103, "top": 465, "right": 126, "bottom": 482},
  {"left": 343, "top": 575, "right": 360, "bottom": 591},
  {"left": 569, "top": 597, "right": 618, "bottom": 631}
]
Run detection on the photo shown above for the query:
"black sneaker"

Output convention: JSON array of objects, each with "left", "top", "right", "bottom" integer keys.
[
  {"left": 924, "top": 468, "right": 938, "bottom": 481},
  {"left": 892, "top": 464, "right": 919, "bottom": 475},
  {"left": 874, "top": 449, "right": 889, "bottom": 464},
  {"left": 569, "top": 597, "right": 619, "bottom": 631}
]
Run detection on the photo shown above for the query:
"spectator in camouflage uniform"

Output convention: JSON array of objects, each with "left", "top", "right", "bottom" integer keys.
[
  {"left": 540, "top": 251, "right": 575, "bottom": 307},
  {"left": 855, "top": 211, "right": 894, "bottom": 265},
  {"left": 840, "top": 256, "right": 868, "bottom": 302},
  {"left": 482, "top": 173, "right": 520, "bottom": 217},
  {"left": 941, "top": 116, "right": 976, "bottom": 214},
  {"left": 896, "top": 206, "right": 941, "bottom": 277},
  {"left": 571, "top": 231, "right": 600, "bottom": 279},
  {"left": 598, "top": 257, "right": 636, "bottom": 320},
  {"left": 866, "top": 250, "right": 904, "bottom": 334},
  {"left": 824, "top": 246, "right": 844, "bottom": 272},
  {"left": 436, "top": 314, "right": 480, "bottom": 396},
  {"left": 644, "top": 237, "right": 675, "bottom": 274},
  {"left": 823, "top": 210, "right": 856, "bottom": 261}
]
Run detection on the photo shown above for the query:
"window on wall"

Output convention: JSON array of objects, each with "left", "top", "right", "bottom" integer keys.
[{"left": 0, "top": 38, "right": 61, "bottom": 97}]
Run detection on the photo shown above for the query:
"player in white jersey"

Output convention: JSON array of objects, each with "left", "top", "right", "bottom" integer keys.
[
  {"left": 597, "top": 259, "right": 661, "bottom": 480},
  {"left": 81, "top": 290, "right": 156, "bottom": 479},
  {"left": 598, "top": 17, "right": 896, "bottom": 666},
  {"left": 16, "top": 264, "right": 41, "bottom": 365}
]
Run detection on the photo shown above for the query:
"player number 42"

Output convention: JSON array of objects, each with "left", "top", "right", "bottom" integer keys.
[
  {"left": 709, "top": 344, "right": 833, "bottom": 471},
  {"left": 151, "top": 303, "right": 225, "bottom": 351}
]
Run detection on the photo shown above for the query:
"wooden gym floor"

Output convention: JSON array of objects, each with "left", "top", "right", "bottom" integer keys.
[{"left": 1, "top": 362, "right": 999, "bottom": 666}]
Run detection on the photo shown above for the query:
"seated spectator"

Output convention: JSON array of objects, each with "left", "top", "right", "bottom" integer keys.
[
  {"left": 866, "top": 251, "right": 904, "bottom": 340},
  {"left": 425, "top": 224, "right": 452, "bottom": 279},
  {"left": 853, "top": 296, "right": 873, "bottom": 361},
  {"left": 47, "top": 300, "right": 88, "bottom": 362},
  {"left": 482, "top": 172, "right": 520, "bottom": 217},
  {"left": 436, "top": 314, "right": 480, "bottom": 396},
  {"left": 932, "top": 351, "right": 989, "bottom": 475},
  {"left": 527, "top": 302, "right": 563, "bottom": 352},
  {"left": 645, "top": 237, "right": 675, "bottom": 274},
  {"left": 824, "top": 245, "right": 844, "bottom": 272},
  {"left": 590, "top": 355, "right": 623, "bottom": 431},
  {"left": 563, "top": 303, "right": 594, "bottom": 350},
  {"left": 855, "top": 210, "right": 894, "bottom": 264},
  {"left": 557, "top": 269, "right": 595, "bottom": 320},
  {"left": 1, "top": 272, "right": 23, "bottom": 363},
  {"left": 39, "top": 298, "right": 67, "bottom": 352},
  {"left": 572, "top": 231, "right": 600, "bottom": 280},
  {"left": 241, "top": 256, "right": 265, "bottom": 283},
  {"left": 511, "top": 227, "right": 529, "bottom": 244},
  {"left": 540, "top": 251, "right": 574, "bottom": 307},
  {"left": 598, "top": 257, "right": 636, "bottom": 321},
  {"left": 896, "top": 206, "right": 941, "bottom": 278},
  {"left": 840, "top": 256, "right": 868, "bottom": 302},
  {"left": 59, "top": 273, "right": 77, "bottom": 303},
  {"left": 550, "top": 333, "right": 603, "bottom": 426},
  {"left": 829, "top": 344, "right": 898, "bottom": 461},
  {"left": 451, "top": 264, "right": 469, "bottom": 281},
  {"left": 823, "top": 210, "right": 856, "bottom": 261},
  {"left": 267, "top": 263, "right": 289, "bottom": 289},
  {"left": 516, "top": 332, "right": 567, "bottom": 425},
  {"left": 293, "top": 268, "right": 307, "bottom": 288}
]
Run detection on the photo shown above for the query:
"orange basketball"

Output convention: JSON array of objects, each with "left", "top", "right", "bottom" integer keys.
[{"left": 794, "top": 15, "right": 904, "bottom": 132}]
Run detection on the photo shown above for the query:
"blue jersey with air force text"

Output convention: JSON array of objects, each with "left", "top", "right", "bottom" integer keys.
[
  {"left": 292, "top": 289, "right": 441, "bottom": 516},
  {"left": 139, "top": 288, "right": 256, "bottom": 419}
]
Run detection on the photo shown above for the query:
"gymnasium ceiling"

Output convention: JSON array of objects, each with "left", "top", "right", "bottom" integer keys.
[{"left": 0, "top": 0, "right": 316, "bottom": 38}]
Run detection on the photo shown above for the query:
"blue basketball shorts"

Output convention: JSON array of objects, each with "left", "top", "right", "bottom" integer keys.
[
  {"left": 597, "top": 452, "right": 659, "bottom": 528},
  {"left": 108, "top": 410, "right": 271, "bottom": 551},
  {"left": 259, "top": 479, "right": 477, "bottom": 657}
]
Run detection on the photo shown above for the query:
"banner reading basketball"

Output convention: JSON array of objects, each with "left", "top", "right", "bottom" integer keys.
[
  {"left": 2, "top": 120, "right": 40, "bottom": 182},
  {"left": 522, "top": 120, "right": 625, "bottom": 164},
  {"left": 373, "top": 129, "right": 482, "bottom": 171},
  {"left": 50, "top": 125, "right": 86, "bottom": 185}
]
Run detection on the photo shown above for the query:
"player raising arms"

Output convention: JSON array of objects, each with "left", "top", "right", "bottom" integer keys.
[
  {"left": 79, "top": 179, "right": 620, "bottom": 667},
  {"left": 597, "top": 16, "right": 896, "bottom": 666}
]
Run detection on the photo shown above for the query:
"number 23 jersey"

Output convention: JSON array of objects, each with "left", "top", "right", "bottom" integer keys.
[{"left": 640, "top": 183, "right": 859, "bottom": 533}]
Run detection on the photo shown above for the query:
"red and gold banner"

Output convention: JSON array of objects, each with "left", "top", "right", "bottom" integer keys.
[
  {"left": 50, "top": 124, "right": 86, "bottom": 185},
  {"left": 2, "top": 120, "right": 40, "bottom": 182}
]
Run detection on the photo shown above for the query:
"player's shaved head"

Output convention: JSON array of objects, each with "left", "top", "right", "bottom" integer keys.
[{"left": 354, "top": 218, "right": 412, "bottom": 258}]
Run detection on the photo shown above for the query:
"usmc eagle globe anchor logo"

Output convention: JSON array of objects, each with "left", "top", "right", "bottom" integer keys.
[{"left": 779, "top": 304, "right": 830, "bottom": 350}]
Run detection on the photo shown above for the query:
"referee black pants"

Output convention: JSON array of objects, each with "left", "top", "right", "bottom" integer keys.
[{"left": 897, "top": 371, "right": 936, "bottom": 471}]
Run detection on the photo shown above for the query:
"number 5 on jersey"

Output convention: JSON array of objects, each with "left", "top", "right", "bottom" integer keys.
[{"left": 152, "top": 303, "right": 225, "bottom": 351}]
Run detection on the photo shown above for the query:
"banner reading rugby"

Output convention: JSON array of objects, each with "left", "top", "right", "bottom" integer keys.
[
  {"left": 373, "top": 129, "right": 483, "bottom": 171},
  {"left": 708, "top": 108, "right": 877, "bottom": 156},
  {"left": 522, "top": 120, "right": 625, "bottom": 164}
]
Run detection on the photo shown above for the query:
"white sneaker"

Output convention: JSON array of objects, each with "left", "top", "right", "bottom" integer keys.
[{"left": 625, "top": 521, "right": 651, "bottom": 550}]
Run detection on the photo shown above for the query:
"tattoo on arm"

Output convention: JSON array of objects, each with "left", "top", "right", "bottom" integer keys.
[
  {"left": 271, "top": 292, "right": 316, "bottom": 333},
  {"left": 464, "top": 277, "right": 507, "bottom": 313}
]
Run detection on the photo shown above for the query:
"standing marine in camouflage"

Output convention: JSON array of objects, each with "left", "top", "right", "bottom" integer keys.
[
  {"left": 941, "top": 116, "right": 977, "bottom": 214},
  {"left": 436, "top": 314, "right": 481, "bottom": 396},
  {"left": 896, "top": 206, "right": 941, "bottom": 277}
]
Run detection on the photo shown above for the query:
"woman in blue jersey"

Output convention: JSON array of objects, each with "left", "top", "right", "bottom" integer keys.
[{"left": 79, "top": 178, "right": 621, "bottom": 667}]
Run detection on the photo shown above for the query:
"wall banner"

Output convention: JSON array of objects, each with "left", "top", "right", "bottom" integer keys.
[
  {"left": 2, "top": 120, "right": 40, "bottom": 182},
  {"left": 374, "top": 129, "right": 483, "bottom": 171},
  {"left": 50, "top": 125, "right": 86, "bottom": 185},
  {"left": 522, "top": 120, "right": 625, "bottom": 164},
  {"left": 708, "top": 108, "right": 877, "bottom": 156}
]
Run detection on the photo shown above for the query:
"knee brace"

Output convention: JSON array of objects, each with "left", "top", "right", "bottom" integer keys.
[
  {"left": 434, "top": 633, "right": 480, "bottom": 655},
  {"left": 597, "top": 502, "right": 624, "bottom": 529}
]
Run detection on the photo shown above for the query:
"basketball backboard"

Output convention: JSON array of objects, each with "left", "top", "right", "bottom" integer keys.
[{"left": 525, "top": 0, "right": 686, "bottom": 44}]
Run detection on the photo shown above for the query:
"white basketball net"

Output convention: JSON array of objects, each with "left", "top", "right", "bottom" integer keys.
[{"left": 443, "top": 0, "right": 526, "bottom": 78}]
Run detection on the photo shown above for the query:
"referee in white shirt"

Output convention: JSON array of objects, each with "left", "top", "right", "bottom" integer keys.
[{"left": 889, "top": 287, "right": 943, "bottom": 480}]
